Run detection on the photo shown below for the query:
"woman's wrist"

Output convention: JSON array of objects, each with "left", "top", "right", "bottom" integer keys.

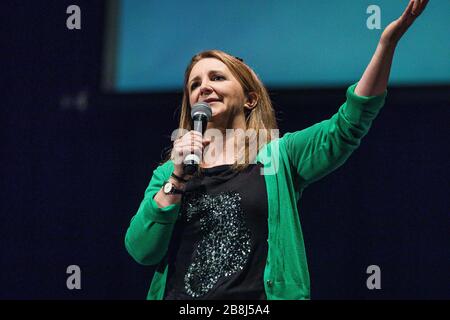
[
  {"left": 153, "top": 177, "right": 186, "bottom": 208},
  {"left": 168, "top": 176, "right": 186, "bottom": 190},
  {"left": 171, "top": 171, "right": 188, "bottom": 183},
  {"left": 154, "top": 188, "right": 182, "bottom": 208},
  {"left": 173, "top": 168, "right": 195, "bottom": 183}
]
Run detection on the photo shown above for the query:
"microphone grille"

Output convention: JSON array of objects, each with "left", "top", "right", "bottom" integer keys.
[{"left": 191, "top": 102, "right": 212, "bottom": 120}]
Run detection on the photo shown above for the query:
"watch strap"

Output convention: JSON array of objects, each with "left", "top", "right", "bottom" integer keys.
[{"left": 163, "top": 180, "right": 184, "bottom": 195}]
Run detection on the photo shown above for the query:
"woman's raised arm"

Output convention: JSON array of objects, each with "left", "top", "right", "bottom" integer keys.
[{"left": 355, "top": 0, "right": 429, "bottom": 96}]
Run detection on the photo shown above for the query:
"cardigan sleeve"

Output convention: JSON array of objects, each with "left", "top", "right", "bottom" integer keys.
[
  {"left": 283, "top": 82, "right": 387, "bottom": 189},
  {"left": 124, "top": 161, "right": 180, "bottom": 265}
]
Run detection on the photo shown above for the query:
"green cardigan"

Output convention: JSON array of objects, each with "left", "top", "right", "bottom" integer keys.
[{"left": 125, "top": 82, "right": 387, "bottom": 300}]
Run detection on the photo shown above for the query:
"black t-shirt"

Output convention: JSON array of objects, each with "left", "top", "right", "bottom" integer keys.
[{"left": 164, "top": 163, "right": 268, "bottom": 300}]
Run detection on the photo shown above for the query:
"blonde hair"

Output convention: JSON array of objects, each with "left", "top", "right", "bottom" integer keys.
[{"left": 163, "top": 49, "right": 278, "bottom": 172}]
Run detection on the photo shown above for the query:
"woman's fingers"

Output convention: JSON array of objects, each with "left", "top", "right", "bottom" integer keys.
[
  {"left": 412, "top": 0, "right": 429, "bottom": 16},
  {"left": 412, "top": 0, "right": 419, "bottom": 15},
  {"left": 172, "top": 130, "right": 210, "bottom": 166},
  {"left": 178, "top": 142, "right": 203, "bottom": 149},
  {"left": 400, "top": 0, "right": 416, "bottom": 22},
  {"left": 398, "top": 0, "right": 428, "bottom": 28},
  {"left": 419, "top": 0, "right": 429, "bottom": 15},
  {"left": 175, "top": 131, "right": 202, "bottom": 145},
  {"left": 174, "top": 131, "right": 204, "bottom": 152},
  {"left": 404, "top": 0, "right": 414, "bottom": 16}
]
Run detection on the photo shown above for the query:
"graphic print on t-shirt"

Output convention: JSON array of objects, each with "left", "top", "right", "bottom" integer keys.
[{"left": 181, "top": 191, "right": 251, "bottom": 298}]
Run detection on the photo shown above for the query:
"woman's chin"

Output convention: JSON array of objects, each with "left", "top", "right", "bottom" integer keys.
[
  {"left": 210, "top": 108, "right": 221, "bottom": 119},
  {"left": 208, "top": 106, "right": 230, "bottom": 124}
]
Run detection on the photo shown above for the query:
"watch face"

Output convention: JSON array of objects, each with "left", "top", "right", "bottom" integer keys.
[{"left": 163, "top": 182, "right": 172, "bottom": 194}]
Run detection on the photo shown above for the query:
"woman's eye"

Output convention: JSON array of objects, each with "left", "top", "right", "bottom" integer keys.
[{"left": 190, "top": 75, "right": 224, "bottom": 90}]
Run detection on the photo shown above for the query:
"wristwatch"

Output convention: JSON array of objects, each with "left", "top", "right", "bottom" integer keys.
[{"left": 162, "top": 180, "right": 184, "bottom": 195}]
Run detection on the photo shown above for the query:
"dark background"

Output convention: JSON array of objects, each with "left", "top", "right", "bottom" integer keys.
[{"left": 1, "top": 1, "right": 449, "bottom": 299}]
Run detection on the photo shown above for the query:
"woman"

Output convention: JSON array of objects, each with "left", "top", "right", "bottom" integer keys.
[{"left": 125, "top": 0, "right": 428, "bottom": 300}]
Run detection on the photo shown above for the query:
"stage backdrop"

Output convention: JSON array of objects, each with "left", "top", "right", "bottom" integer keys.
[{"left": 110, "top": 0, "right": 450, "bottom": 92}]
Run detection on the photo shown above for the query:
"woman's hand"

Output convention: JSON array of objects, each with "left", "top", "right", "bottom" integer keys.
[
  {"left": 380, "top": 0, "right": 429, "bottom": 46},
  {"left": 171, "top": 130, "right": 211, "bottom": 177}
]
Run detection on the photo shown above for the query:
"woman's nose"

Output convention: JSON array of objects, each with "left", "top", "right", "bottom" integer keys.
[{"left": 199, "top": 83, "right": 213, "bottom": 95}]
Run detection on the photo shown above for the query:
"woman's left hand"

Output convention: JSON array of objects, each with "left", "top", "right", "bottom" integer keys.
[{"left": 380, "top": 0, "right": 429, "bottom": 46}]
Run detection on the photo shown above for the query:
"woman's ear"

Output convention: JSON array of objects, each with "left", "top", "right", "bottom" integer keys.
[{"left": 244, "top": 92, "right": 258, "bottom": 111}]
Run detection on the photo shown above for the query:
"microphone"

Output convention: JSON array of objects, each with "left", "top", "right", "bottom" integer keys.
[{"left": 183, "top": 102, "right": 212, "bottom": 175}]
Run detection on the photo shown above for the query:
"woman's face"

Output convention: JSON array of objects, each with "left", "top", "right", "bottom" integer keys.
[{"left": 188, "top": 58, "right": 248, "bottom": 125}]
